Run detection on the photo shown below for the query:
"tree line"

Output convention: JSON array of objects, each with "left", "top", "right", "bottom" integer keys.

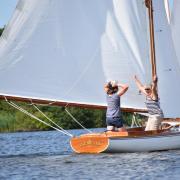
[
  {"left": 0, "top": 100, "right": 142, "bottom": 132},
  {"left": 0, "top": 100, "right": 107, "bottom": 132}
]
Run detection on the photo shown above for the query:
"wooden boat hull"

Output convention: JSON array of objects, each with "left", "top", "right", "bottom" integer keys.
[
  {"left": 105, "top": 133, "right": 180, "bottom": 153},
  {"left": 70, "top": 136, "right": 109, "bottom": 153},
  {"left": 70, "top": 128, "right": 180, "bottom": 153}
]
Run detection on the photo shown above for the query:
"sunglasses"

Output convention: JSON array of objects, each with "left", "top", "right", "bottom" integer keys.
[{"left": 145, "top": 88, "right": 151, "bottom": 91}]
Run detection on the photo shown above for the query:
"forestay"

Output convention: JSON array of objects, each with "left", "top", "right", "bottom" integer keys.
[{"left": 0, "top": 0, "right": 151, "bottom": 110}]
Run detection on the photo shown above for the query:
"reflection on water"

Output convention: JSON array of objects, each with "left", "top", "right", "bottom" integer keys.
[{"left": 1, "top": 129, "right": 180, "bottom": 180}]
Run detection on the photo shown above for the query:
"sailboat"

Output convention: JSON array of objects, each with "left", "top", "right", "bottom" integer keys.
[{"left": 0, "top": 0, "right": 180, "bottom": 153}]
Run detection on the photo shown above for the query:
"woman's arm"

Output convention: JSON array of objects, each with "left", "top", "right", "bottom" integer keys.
[
  {"left": 134, "top": 75, "right": 147, "bottom": 95},
  {"left": 151, "top": 75, "right": 158, "bottom": 100},
  {"left": 117, "top": 83, "right": 129, "bottom": 96}
]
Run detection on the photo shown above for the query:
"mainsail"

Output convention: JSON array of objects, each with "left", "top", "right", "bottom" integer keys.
[
  {"left": 0, "top": 0, "right": 179, "bottom": 117},
  {"left": 0, "top": 0, "right": 151, "bottom": 111}
]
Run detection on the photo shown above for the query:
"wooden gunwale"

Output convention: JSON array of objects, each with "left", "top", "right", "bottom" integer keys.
[
  {"left": 79, "top": 128, "right": 173, "bottom": 139},
  {"left": 107, "top": 130, "right": 175, "bottom": 139}
]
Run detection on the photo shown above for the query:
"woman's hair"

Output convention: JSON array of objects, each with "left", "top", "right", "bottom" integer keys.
[{"left": 107, "top": 82, "right": 118, "bottom": 95}]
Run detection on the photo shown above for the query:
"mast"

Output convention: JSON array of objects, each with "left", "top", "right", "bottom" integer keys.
[{"left": 145, "top": 0, "right": 157, "bottom": 79}]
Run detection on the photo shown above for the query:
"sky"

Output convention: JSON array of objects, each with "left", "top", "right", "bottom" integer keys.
[
  {"left": 0, "top": 0, "right": 174, "bottom": 28},
  {"left": 0, "top": 0, "right": 18, "bottom": 28}
]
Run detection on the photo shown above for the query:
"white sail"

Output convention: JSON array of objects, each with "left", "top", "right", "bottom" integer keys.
[
  {"left": 164, "top": 0, "right": 171, "bottom": 23},
  {"left": 153, "top": 0, "right": 180, "bottom": 118},
  {"left": 0, "top": 0, "right": 151, "bottom": 110},
  {"left": 171, "top": 0, "right": 180, "bottom": 66}
]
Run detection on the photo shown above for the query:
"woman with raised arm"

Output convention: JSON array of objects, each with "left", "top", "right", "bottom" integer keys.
[
  {"left": 104, "top": 81, "right": 128, "bottom": 132},
  {"left": 134, "top": 75, "right": 164, "bottom": 131}
]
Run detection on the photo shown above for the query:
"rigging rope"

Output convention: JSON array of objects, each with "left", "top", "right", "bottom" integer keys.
[
  {"left": 5, "top": 99, "right": 73, "bottom": 137},
  {"left": 131, "top": 113, "right": 141, "bottom": 127},
  {"left": 65, "top": 108, "right": 92, "bottom": 133},
  {"left": 32, "top": 104, "right": 73, "bottom": 137},
  {"left": 31, "top": 99, "right": 92, "bottom": 133}
]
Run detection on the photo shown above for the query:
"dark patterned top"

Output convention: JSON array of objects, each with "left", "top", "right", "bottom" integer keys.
[
  {"left": 106, "top": 93, "right": 121, "bottom": 118},
  {"left": 145, "top": 96, "right": 164, "bottom": 117}
]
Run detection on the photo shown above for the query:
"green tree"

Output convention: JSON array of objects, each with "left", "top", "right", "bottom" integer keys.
[
  {"left": 0, "top": 100, "right": 107, "bottom": 132},
  {"left": 0, "top": 27, "right": 4, "bottom": 36}
]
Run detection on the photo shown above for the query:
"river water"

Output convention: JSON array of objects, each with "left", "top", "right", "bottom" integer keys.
[{"left": 1, "top": 129, "right": 180, "bottom": 180}]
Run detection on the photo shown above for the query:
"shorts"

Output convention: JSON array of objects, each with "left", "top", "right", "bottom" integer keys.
[
  {"left": 106, "top": 117, "right": 123, "bottom": 128},
  {"left": 145, "top": 115, "right": 162, "bottom": 131}
]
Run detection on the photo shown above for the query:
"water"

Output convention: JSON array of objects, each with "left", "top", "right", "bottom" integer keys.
[{"left": 1, "top": 129, "right": 180, "bottom": 180}]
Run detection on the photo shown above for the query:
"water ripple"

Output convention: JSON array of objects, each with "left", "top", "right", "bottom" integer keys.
[{"left": 1, "top": 129, "right": 180, "bottom": 180}]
